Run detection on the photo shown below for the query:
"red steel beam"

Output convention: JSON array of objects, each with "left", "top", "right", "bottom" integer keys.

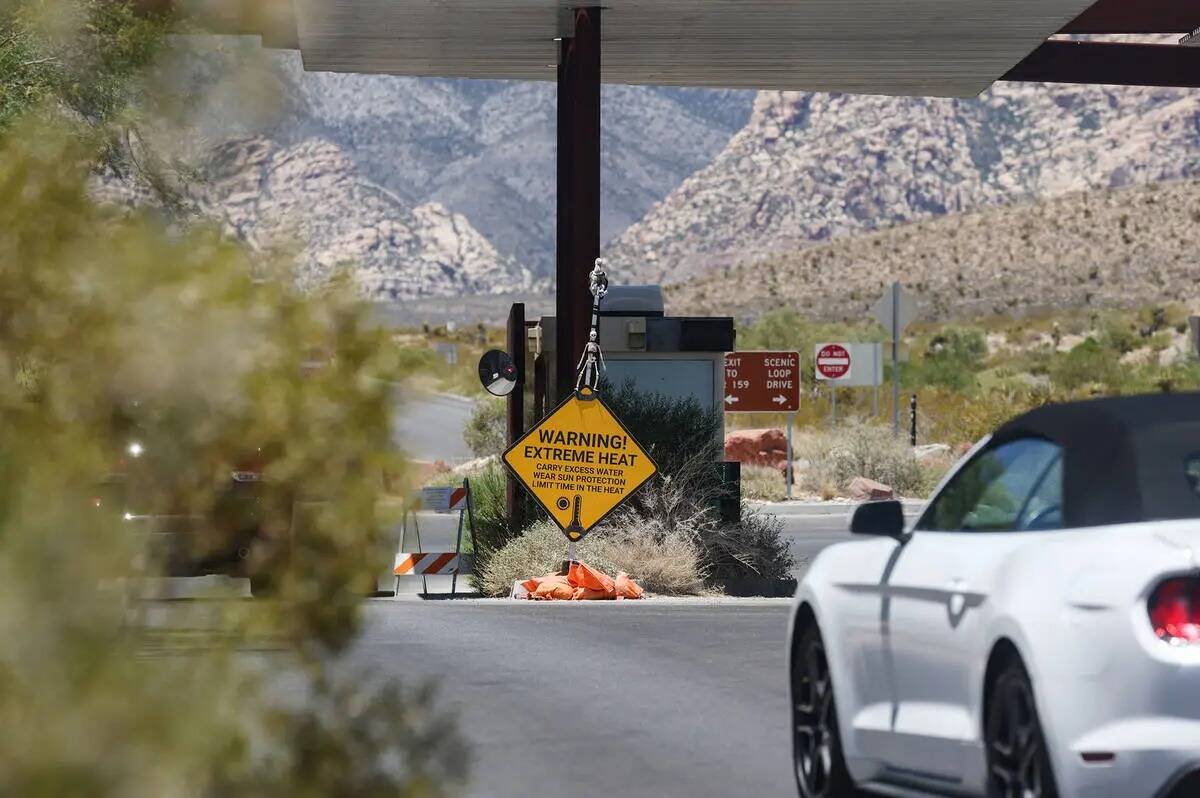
[
  {"left": 1060, "top": 0, "right": 1200, "bottom": 34},
  {"left": 1003, "top": 40, "right": 1200, "bottom": 87}
]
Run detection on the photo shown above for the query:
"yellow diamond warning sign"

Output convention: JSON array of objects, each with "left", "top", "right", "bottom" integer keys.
[{"left": 503, "top": 389, "right": 657, "bottom": 542}]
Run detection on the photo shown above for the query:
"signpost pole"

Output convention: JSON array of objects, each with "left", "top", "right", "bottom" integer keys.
[
  {"left": 873, "top": 344, "right": 881, "bottom": 417},
  {"left": 555, "top": 8, "right": 602, "bottom": 403},
  {"left": 891, "top": 281, "right": 901, "bottom": 437},
  {"left": 831, "top": 386, "right": 837, "bottom": 425},
  {"left": 786, "top": 414, "right": 794, "bottom": 500}
]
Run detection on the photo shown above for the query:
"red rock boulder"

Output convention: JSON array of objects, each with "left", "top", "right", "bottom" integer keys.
[
  {"left": 725, "top": 428, "right": 790, "bottom": 471},
  {"left": 848, "top": 477, "right": 895, "bottom": 501}
]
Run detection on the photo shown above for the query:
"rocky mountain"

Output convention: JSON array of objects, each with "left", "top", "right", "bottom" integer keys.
[
  {"left": 192, "top": 137, "right": 532, "bottom": 299},
  {"left": 152, "top": 39, "right": 753, "bottom": 299},
  {"left": 278, "top": 63, "right": 752, "bottom": 277},
  {"left": 665, "top": 178, "right": 1200, "bottom": 322},
  {"left": 611, "top": 83, "right": 1200, "bottom": 286}
]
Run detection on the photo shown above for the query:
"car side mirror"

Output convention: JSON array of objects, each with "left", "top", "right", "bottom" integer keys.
[{"left": 850, "top": 500, "right": 907, "bottom": 541}]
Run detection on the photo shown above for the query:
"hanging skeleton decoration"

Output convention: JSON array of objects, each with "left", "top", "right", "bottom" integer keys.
[
  {"left": 576, "top": 329, "right": 605, "bottom": 392},
  {"left": 576, "top": 258, "right": 610, "bottom": 393}
]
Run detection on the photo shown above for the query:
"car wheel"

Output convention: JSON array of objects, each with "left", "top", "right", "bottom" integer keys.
[
  {"left": 986, "top": 657, "right": 1059, "bottom": 798},
  {"left": 792, "top": 625, "right": 860, "bottom": 798}
]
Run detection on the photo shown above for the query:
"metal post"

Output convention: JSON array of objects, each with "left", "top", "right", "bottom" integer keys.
[
  {"left": 873, "top": 343, "right": 881, "bottom": 417},
  {"left": 831, "top": 386, "right": 837, "bottom": 425},
  {"left": 909, "top": 394, "right": 918, "bottom": 446},
  {"left": 413, "top": 510, "right": 427, "bottom": 597},
  {"left": 786, "top": 414, "right": 794, "bottom": 500},
  {"left": 891, "top": 281, "right": 901, "bottom": 436},
  {"left": 555, "top": 8, "right": 602, "bottom": 403},
  {"left": 506, "top": 303, "right": 526, "bottom": 532},
  {"left": 451, "top": 480, "right": 466, "bottom": 598}
]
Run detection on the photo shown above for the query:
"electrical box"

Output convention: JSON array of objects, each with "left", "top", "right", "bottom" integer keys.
[{"left": 533, "top": 286, "right": 734, "bottom": 439}]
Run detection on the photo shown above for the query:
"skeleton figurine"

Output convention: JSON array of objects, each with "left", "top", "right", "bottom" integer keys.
[{"left": 576, "top": 329, "right": 605, "bottom": 392}]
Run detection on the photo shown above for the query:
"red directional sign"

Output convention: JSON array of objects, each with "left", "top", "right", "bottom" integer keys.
[
  {"left": 815, "top": 344, "right": 851, "bottom": 380},
  {"left": 724, "top": 351, "right": 801, "bottom": 413}
]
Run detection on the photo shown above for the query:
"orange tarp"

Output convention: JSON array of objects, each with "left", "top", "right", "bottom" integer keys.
[{"left": 521, "top": 561, "right": 644, "bottom": 600}]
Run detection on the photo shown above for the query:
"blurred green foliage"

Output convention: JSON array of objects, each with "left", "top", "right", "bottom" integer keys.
[
  {"left": 0, "top": 2, "right": 468, "bottom": 793},
  {"left": 1, "top": 0, "right": 166, "bottom": 129},
  {"left": 462, "top": 398, "right": 506, "bottom": 458}
]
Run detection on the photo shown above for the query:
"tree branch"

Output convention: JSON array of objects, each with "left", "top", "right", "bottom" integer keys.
[{"left": 19, "top": 56, "right": 59, "bottom": 68}]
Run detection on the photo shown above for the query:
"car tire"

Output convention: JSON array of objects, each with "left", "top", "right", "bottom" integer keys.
[
  {"left": 792, "top": 624, "right": 861, "bottom": 798},
  {"left": 985, "top": 656, "right": 1059, "bottom": 798}
]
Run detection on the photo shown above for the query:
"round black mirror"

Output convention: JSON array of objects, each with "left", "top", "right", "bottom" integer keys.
[{"left": 478, "top": 350, "right": 518, "bottom": 396}]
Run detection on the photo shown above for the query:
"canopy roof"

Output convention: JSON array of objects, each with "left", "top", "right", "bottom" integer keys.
[
  {"left": 289, "top": 0, "right": 1096, "bottom": 97},
  {"left": 176, "top": 0, "right": 1200, "bottom": 96}
]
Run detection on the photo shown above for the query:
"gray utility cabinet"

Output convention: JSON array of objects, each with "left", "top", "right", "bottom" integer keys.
[{"left": 532, "top": 286, "right": 734, "bottom": 437}]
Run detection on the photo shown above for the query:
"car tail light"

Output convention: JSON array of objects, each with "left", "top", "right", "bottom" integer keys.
[{"left": 1148, "top": 577, "right": 1200, "bottom": 645}]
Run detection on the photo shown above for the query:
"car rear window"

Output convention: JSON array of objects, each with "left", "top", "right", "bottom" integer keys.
[
  {"left": 1185, "top": 453, "right": 1200, "bottom": 498},
  {"left": 1135, "top": 425, "right": 1200, "bottom": 521}
]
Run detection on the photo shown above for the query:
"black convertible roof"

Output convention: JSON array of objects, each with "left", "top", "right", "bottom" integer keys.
[{"left": 992, "top": 393, "right": 1200, "bottom": 528}]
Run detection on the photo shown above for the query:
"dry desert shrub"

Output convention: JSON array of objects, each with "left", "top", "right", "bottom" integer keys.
[
  {"left": 477, "top": 512, "right": 708, "bottom": 597},
  {"left": 741, "top": 464, "right": 787, "bottom": 502},
  {"left": 797, "top": 420, "right": 925, "bottom": 496}
]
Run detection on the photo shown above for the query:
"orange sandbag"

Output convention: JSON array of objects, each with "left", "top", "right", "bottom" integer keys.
[
  {"left": 568, "top": 561, "right": 616, "bottom": 596},
  {"left": 570, "top": 586, "right": 615, "bottom": 601},
  {"left": 530, "top": 574, "right": 575, "bottom": 601},
  {"left": 615, "top": 572, "right": 644, "bottom": 600}
]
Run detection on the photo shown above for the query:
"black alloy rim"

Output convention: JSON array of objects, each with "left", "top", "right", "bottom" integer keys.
[
  {"left": 988, "top": 672, "right": 1047, "bottom": 798},
  {"left": 794, "top": 638, "right": 835, "bottom": 797}
]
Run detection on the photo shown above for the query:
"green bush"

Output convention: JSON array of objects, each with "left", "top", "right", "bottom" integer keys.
[
  {"left": 0, "top": 20, "right": 466, "bottom": 791},
  {"left": 463, "top": 397, "right": 506, "bottom": 457},
  {"left": 598, "top": 379, "right": 794, "bottom": 586},
  {"left": 907, "top": 326, "right": 988, "bottom": 391},
  {"left": 1049, "top": 337, "right": 1123, "bottom": 391}
]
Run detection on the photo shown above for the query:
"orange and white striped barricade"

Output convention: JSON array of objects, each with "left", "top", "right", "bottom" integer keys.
[{"left": 395, "top": 478, "right": 478, "bottom": 597}]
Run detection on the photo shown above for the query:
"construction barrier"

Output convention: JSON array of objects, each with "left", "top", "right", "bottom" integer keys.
[
  {"left": 393, "top": 477, "right": 477, "bottom": 598},
  {"left": 393, "top": 552, "right": 473, "bottom": 576}
]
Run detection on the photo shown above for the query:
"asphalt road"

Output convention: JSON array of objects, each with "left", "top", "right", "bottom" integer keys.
[
  {"left": 394, "top": 392, "right": 475, "bottom": 462},
  {"left": 352, "top": 599, "right": 797, "bottom": 798}
]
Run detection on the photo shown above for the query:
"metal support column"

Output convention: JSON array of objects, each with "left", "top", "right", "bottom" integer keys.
[
  {"left": 555, "top": 7, "right": 602, "bottom": 403},
  {"left": 506, "top": 302, "right": 526, "bottom": 532}
]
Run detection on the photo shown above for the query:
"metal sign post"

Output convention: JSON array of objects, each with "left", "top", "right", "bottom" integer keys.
[
  {"left": 871, "top": 283, "right": 921, "bottom": 437},
  {"left": 723, "top": 351, "right": 802, "bottom": 500},
  {"left": 786, "top": 414, "right": 794, "bottom": 500},
  {"left": 814, "top": 342, "right": 882, "bottom": 426}
]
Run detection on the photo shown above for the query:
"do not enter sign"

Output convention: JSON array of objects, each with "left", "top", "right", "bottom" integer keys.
[{"left": 816, "top": 344, "right": 851, "bottom": 380}]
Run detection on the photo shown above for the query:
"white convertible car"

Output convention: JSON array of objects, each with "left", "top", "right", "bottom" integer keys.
[{"left": 789, "top": 393, "right": 1200, "bottom": 798}]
